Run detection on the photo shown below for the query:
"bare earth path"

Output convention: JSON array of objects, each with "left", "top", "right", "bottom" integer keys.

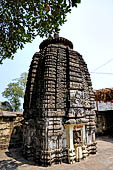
[{"left": 0, "top": 136, "right": 113, "bottom": 170}]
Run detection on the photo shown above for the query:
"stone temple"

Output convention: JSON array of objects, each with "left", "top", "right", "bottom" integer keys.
[{"left": 23, "top": 37, "right": 96, "bottom": 166}]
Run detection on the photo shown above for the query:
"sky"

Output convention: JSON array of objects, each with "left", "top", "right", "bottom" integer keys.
[{"left": 0, "top": 0, "right": 113, "bottom": 104}]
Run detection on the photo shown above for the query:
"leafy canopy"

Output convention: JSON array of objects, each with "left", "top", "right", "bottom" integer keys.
[
  {"left": 2, "top": 82, "right": 24, "bottom": 111},
  {"left": 0, "top": 0, "right": 81, "bottom": 64},
  {"left": 2, "top": 72, "right": 28, "bottom": 111}
]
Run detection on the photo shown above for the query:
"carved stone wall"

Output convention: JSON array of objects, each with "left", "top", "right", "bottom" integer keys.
[{"left": 23, "top": 37, "right": 96, "bottom": 165}]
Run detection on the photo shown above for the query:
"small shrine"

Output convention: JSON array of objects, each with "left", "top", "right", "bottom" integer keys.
[{"left": 23, "top": 36, "right": 96, "bottom": 166}]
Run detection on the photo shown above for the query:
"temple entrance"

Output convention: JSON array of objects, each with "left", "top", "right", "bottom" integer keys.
[
  {"left": 65, "top": 124, "right": 87, "bottom": 163},
  {"left": 73, "top": 125, "right": 83, "bottom": 162},
  {"left": 73, "top": 129, "right": 82, "bottom": 145}
]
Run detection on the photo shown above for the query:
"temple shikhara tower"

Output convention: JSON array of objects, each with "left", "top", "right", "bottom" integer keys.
[{"left": 23, "top": 36, "right": 96, "bottom": 166}]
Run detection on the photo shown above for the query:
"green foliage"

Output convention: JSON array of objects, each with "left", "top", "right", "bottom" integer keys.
[
  {"left": 2, "top": 72, "right": 28, "bottom": 111},
  {"left": 0, "top": 0, "right": 81, "bottom": 64},
  {"left": 0, "top": 101, "right": 13, "bottom": 111},
  {"left": 2, "top": 82, "right": 24, "bottom": 111}
]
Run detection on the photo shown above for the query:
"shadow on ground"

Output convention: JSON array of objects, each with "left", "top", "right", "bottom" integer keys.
[
  {"left": 0, "top": 148, "right": 36, "bottom": 170},
  {"left": 96, "top": 135, "right": 113, "bottom": 144},
  {"left": 0, "top": 124, "right": 37, "bottom": 169},
  {"left": 0, "top": 159, "right": 23, "bottom": 170}
]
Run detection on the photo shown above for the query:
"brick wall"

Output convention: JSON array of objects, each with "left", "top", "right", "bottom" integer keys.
[{"left": 0, "top": 111, "right": 23, "bottom": 150}]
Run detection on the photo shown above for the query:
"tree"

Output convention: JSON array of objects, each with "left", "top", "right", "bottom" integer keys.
[
  {"left": 2, "top": 82, "right": 24, "bottom": 111},
  {"left": 2, "top": 72, "right": 28, "bottom": 111},
  {"left": 0, "top": 101, "right": 13, "bottom": 111},
  {"left": 0, "top": 0, "right": 81, "bottom": 64}
]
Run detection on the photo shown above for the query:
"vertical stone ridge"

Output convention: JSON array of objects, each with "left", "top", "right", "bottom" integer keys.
[{"left": 66, "top": 47, "right": 70, "bottom": 117}]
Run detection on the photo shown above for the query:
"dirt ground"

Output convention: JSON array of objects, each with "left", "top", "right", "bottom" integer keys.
[{"left": 0, "top": 136, "right": 113, "bottom": 170}]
